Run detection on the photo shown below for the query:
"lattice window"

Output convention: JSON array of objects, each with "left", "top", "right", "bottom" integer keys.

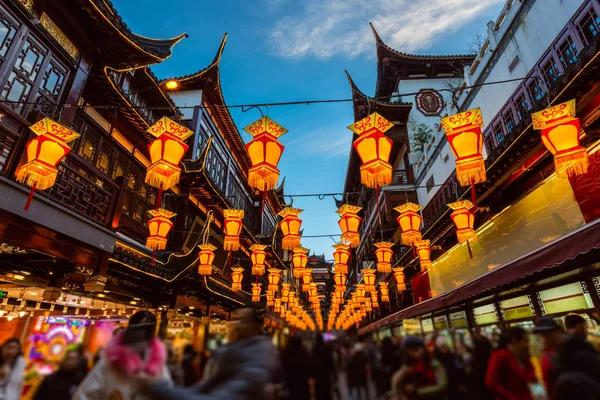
[
  {"left": 576, "top": 7, "right": 600, "bottom": 46},
  {"left": 205, "top": 145, "right": 227, "bottom": 194},
  {"left": 514, "top": 93, "right": 531, "bottom": 121},
  {"left": 527, "top": 79, "right": 545, "bottom": 103},
  {"left": 0, "top": 6, "right": 19, "bottom": 67},
  {"left": 541, "top": 57, "right": 560, "bottom": 84},
  {"left": 503, "top": 109, "right": 516, "bottom": 135},
  {"left": 0, "top": 131, "right": 16, "bottom": 174},
  {"left": 557, "top": 35, "right": 579, "bottom": 67},
  {"left": 494, "top": 124, "right": 505, "bottom": 145},
  {"left": 96, "top": 142, "right": 114, "bottom": 174}
]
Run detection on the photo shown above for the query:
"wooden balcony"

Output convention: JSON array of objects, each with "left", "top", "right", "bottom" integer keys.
[
  {"left": 421, "top": 172, "right": 459, "bottom": 231},
  {"left": 391, "top": 168, "right": 415, "bottom": 186}
]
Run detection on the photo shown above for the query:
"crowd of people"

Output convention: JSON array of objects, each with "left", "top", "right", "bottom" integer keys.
[{"left": 0, "top": 309, "right": 597, "bottom": 399}]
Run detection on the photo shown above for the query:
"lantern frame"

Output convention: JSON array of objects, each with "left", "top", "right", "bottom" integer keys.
[
  {"left": 223, "top": 210, "right": 244, "bottom": 251},
  {"left": 267, "top": 268, "right": 282, "bottom": 292},
  {"left": 336, "top": 204, "right": 362, "bottom": 248},
  {"left": 146, "top": 208, "right": 176, "bottom": 250},
  {"left": 250, "top": 244, "right": 268, "bottom": 276},
  {"left": 292, "top": 247, "right": 309, "bottom": 278},
  {"left": 362, "top": 268, "right": 377, "bottom": 294},
  {"left": 375, "top": 242, "right": 394, "bottom": 273},
  {"left": 393, "top": 267, "right": 406, "bottom": 292},
  {"left": 230, "top": 267, "right": 244, "bottom": 291},
  {"left": 379, "top": 282, "right": 390, "bottom": 303},
  {"left": 301, "top": 268, "right": 313, "bottom": 292},
  {"left": 394, "top": 202, "right": 423, "bottom": 246},
  {"left": 251, "top": 283, "right": 262, "bottom": 303},
  {"left": 197, "top": 244, "right": 217, "bottom": 276},
  {"left": 333, "top": 243, "right": 351, "bottom": 275},
  {"left": 415, "top": 239, "right": 432, "bottom": 271},
  {"left": 448, "top": 201, "right": 477, "bottom": 243},
  {"left": 278, "top": 207, "right": 303, "bottom": 251}
]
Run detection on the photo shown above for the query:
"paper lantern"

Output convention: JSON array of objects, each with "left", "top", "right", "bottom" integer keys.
[
  {"left": 292, "top": 247, "right": 308, "bottom": 279},
  {"left": 333, "top": 273, "right": 347, "bottom": 292},
  {"left": 267, "top": 268, "right": 282, "bottom": 292},
  {"left": 448, "top": 201, "right": 477, "bottom": 243},
  {"left": 243, "top": 116, "right": 287, "bottom": 191},
  {"left": 348, "top": 112, "right": 394, "bottom": 189},
  {"left": 337, "top": 204, "right": 362, "bottom": 248},
  {"left": 532, "top": 99, "right": 588, "bottom": 177},
  {"left": 250, "top": 244, "right": 267, "bottom": 276},
  {"left": 223, "top": 210, "right": 244, "bottom": 251},
  {"left": 281, "top": 283, "right": 291, "bottom": 303},
  {"left": 146, "top": 208, "right": 176, "bottom": 250},
  {"left": 301, "top": 268, "right": 313, "bottom": 292},
  {"left": 145, "top": 117, "right": 193, "bottom": 190},
  {"left": 393, "top": 267, "right": 406, "bottom": 291},
  {"left": 379, "top": 282, "right": 390, "bottom": 303},
  {"left": 274, "top": 298, "right": 281, "bottom": 313},
  {"left": 251, "top": 283, "right": 262, "bottom": 303},
  {"left": 394, "top": 203, "right": 423, "bottom": 246},
  {"left": 333, "top": 243, "right": 351, "bottom": 275},
  {"left": 364, "top": 298, "right": 373, "bottom": 312},
  {"left": 375, "top": 242, "right": 394, "bottom": 273},
  {"left": 278, "top": 207, "right": 303, "bottom": 250},
  {"left": 362, "top": 268, "right": 377, "bottom": 294},
  {"left": 372, "top": 298, "right": 379, "bottom": 309},
  {"left": 309, "top": 283, "right": 318, "bottom": 298},
  {"left": 441, "top": 108, "right": 486, "bottom": 186},
  {"left": 415, "top": 239, "right": 432, "bottom": 271},
  {"left": 355, "top": 284, "right": 366, "bottom": 301},
  {"left": 266, "top": 291, "right": 275, "bottom": 307},
  {"left": 197, "top": 244, "right": 216, "bottom": 276}
]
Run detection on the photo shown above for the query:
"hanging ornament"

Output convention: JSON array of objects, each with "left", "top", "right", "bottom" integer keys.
[
  {"left": 375, "top": 242, "right": 394, "bottom": 273},
  {"left": 145, "top": 209, "right": 176, "bottom": 250},
  {"left": 197, "top": 244, "right": 216, "bottom": 276},
  {"left": 267, "top": 268, "right": 282, "bottom": 292},
  {"left": 281, "top": 283, "right": 291, "bottom": 303},
  {"left": 251, "top": 283, "right": 262, "bottom": 303},
  {"left": 17, "top": 118, "right": 80, "bottom": 211},
  {"left": 274, "top": 298, "right": 282, "bottom": 313},
  {"left": 348, "top": 112, "right": 394, "bottom": 189},
  {"left": 292, "top": 247, "right": 309, "bottom": 278},
  {"left": 333, "top": 243, "right": 351, "bottom": 275},
  {"left": 249, "top": 244, "right": 268, "bottom": 276},
  {"left": 394, "top": 203, "right": 423, "bottom": 246},
  {"left": 362, "top": 268, "right": 377, "bottom": 294},
  {"left": 301, "top": 268, "right": 313, "bottom": 292},
  {"left": 447, "top": 201, "right": 477, "bottom": 243},
  {"left": 266, "top": 291, "right": 275, "bottom": 307},
  {"left": 355, "top": 284, "right": 366, "bottom": 302},
  {"left": 415, "top": 240, "right": 432, "bottom": 271},
  {"left": 333, "top": 273, "right": 347, "bottom": 293},
  {"left": 531, "top": 99, "right": 588, "bottom": 177},
  {"left": 440, "top": 108, "right": 486, "bottom": 187},
  {"left": 337, "top": 204, "right": 362, "bottom": 248},
  {"left": 230, "top": 267, "right": 244, "bottom": 291},
  {"left": 379, "top": 282, "right": 390, "bottom": 303},
  {"left": 393, "top": 267, "right": 406, "bottom": 291},
  {"left": 278, "top": 207, "right": 303, "bottom": 250},
  {"left": 145, "top": 116, "right": 193, "bottom": 190},
  {"left": 309, "top": 283, "right": 319, "bottom": 303},
  {"left": 223, "top": 210, "right": 244, "bottom": 251},
  {"left": 243, "top": 116, "right": 287, "bottom": 191}
]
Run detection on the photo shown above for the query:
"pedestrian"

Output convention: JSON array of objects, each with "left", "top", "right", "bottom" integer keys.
[
  {"left": 485, "top": 327, "right": 540, "bottom": 400},
  {"left": 281, "top": 336, "right": 312, "bottom": 400},
  {"left": 140, "top": 306, "right": 282, "bottom": 399},
  {"left": 466, "top": 334, "right": 492, "bottom": 400},
  {"left": 0, "top": 338, "right": 25, "bottom": 400},
  {"left": 74, "top": 310, "right": 171, "bottom": 400},
  {"left": 564, "top": 314, "right": 587, "bottom": 338},
  {"left": 166, "top": 346, "right": 185, "bottom": 386},
  {"left": 532, "top": 316, "right": 566, "bottom": 398},
  {"left": 433, "top": 336, "right": 459, "bottom": 399},
  {"left": 391, "top": 336, "right": 447, "bottom": 400},
  {"left": 346, "top": 341, "right": 370, "bottom": 400},
  {"left": 380, "top": 337, "right": 397, "bottom": 395},
  {"left": 33, "top": 349, "right": 84, "bottom": 400},
  {"left": 312, "top": 334, "right": 336, "bottom": 400},
  {"left": 181, "top": 344, "right": 200, "bottom": 386}
]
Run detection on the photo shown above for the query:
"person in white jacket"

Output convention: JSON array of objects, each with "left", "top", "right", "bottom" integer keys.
[
  {"left": 0, "top": 338, "right": 25, "bottom": 400},
  {"left": 74, "top": 311, "right": 171, "bottom": 400}
]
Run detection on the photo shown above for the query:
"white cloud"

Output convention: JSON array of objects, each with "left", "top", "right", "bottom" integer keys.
[
  {"left": 284, "top": 126, "right": 353, "bottom": 160},
  {"left": 270, "top": 0, "right": 503, "bottom": 59}
]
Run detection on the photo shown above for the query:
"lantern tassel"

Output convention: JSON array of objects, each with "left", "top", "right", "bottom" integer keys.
[
  {"left": 360, "top": 162, "right": 392, "bottom": 189},
  {"left": 224, "top": 238, "right": 240, "bottom": 252},
  {"left": 282, "top": 237, "right": 301, "bottom": 251},
  {"left": 24, "top": 182, "right": 37, "bottom": 211},
  {"left": 554, "top": 149, "right": 589, "bottom": 177},
  {"left": 146, "top": 167, "right": 180, "bottom": 191},
  {"left": 146, "top": 238, "right": 167, "bottom": 251},
  {"left": 457, "top": 230, "right": 478, "bottom": 243},
  {"left": 248, "top": 168, "right": 280, "bottom": 192},
  {"left": 456, "top": 157, "right": 486, "bottom": 187},
  {"left": 401, "top": 232, "right": 422, "bottom": 247},
  {"left": 467, "top": 240, "right": 473, "bottom": 259}
]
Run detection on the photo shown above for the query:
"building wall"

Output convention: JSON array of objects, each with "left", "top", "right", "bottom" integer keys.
[{"left": 169, "top": 90, "right": 203, "bottom": 120}]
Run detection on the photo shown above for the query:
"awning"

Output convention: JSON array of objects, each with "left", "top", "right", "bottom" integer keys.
[{"left": 360, "top": 218, "right": 600, "bottom": 334}]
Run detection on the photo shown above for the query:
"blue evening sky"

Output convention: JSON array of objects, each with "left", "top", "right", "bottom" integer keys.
[{"left": 113, "top": 0, "right": 504, "bottom": 258}]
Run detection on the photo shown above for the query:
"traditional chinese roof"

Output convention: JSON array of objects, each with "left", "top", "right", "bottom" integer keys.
[{"left": 371, "top": 23, "right": 474, "bottom": 100}]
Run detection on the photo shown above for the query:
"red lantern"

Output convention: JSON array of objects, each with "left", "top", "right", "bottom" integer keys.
[
  {"left": 333, "top": 243, "right": 351, "bottom": 275},
  {"left": 448, "top": 201, "right": 477, "bottom": 243},
  {"left": 274, "top": 298, "right": 282, "bottom": 313},
  {"left": 266, "top": 291, "right": 275, "bottom": 307},
  {"left": 415, "top": 239, "right": 432, "bottom": 271},
  {"left": 309, "top": 282, "right": 318, "bottom": 299},
  {"left": 278, "top": 207, "right": 303, "bottom": 250},
  {"left": 223, "top": 210, "right": 244, "bottom": 251},
  {"left": 301, "top": 268, "right": 313, "bottom": 292},
  {"left": 379, "top": 282, "right": 390, "bottom": 303},
  {"left": 394, "top": 203, "right": 422, "bottom": 246},
  {"left": 267, "top": 268, "right": 282, "bottom": 292},
  {"left": 333, "top": 273, "right": 347, "bottom": 292},
  {"left": 355, "top": 284, "right": 366, "bottom": 301},
  {"left": 251, "top": 283, "right": 262, "bottom": 302},
  {"left": 532, "top": 99, "right": 588, "bottom": 177},
  {"left": 145, "top": 117, "right": 193, "bottom": 190},
  {"left": 375, "top": 242, "right": 393, "bottom": 273},
  {"left": 146, "top": 208, "right": 176, "bottom": 250},
  {"left": 393, "top": 267, "right": 406, "bottom": 291},
  {"left": 362, "top": 268, "right": 377, "bottom": 294},
  {"left": 250, "top": 244, "right": 267, "bottom": 276},
  {"left": 348, "top": 112, "right": 394, "bottom": 189},
  {"left": 337, "top": 204, "right": 362, "bottom": 248},
  {"left": 197, "top": 244, "right": 216, "bottom": 276},
  {"left": 281, "top": 283, "right": 291, "bottom": 303},
  {"left": 230, "top": 267, "right": 244, "bottom": 291},
  {"left": 292, "top": 247, "right": 308, "bottom": 278},
  {"left": 243, "top": 117, "right": 287, "bottom": 191}
]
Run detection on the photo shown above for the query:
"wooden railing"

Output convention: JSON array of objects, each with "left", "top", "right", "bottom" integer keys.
[{"left": 421, "top": 173, "right": 459, "bottom": 231}]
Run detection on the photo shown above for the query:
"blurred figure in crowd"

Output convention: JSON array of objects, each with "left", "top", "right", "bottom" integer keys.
[
  {"left": 0, "top": 338, "right": 25, "bottom": 400},
  {"left": 564, "top": 314, "right": 587, "bottom": 338},
  {"left": 166, "top": 346, "right": 184, "bottom": 386},
  {"left": 433, "top": 336, "right": 459, "bottom": 399},
  {"left": 485, "top": 327, "right": 538, "bottom": 400},
  {"left": 392, "top": 336, "right": 447, "bottom": 400},
  {"left": 181, "top": 345, "right": 200, "bottom": 387},
  {"left": 142, "top": 306, "right": 282, "bottom": 400},
  {"left": 467, "top": 334, "right": 492, "bottom": 400},
  {"left": 312, "top": 334, "right": 336, "bottom": 400},
  {"left": 281, "top": 336, "right": 311, "bottom": 400},
  {"left": 33, "top": 349, "right": 83, "bottom": 400},
  {"left": 75, "top": 311, "right": 170, "bottom": 400},
  {"left": 380, "top": 337, "right": 397, "bottom": 395},
  {"left": 533, "top": 316, "right": 566, "bottom": 398},
  {"left": 346, "top": 341, "right": 369, "bottom": 400}
]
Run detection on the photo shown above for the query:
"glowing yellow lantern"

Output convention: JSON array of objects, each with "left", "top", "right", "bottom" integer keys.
[
  {"left": 348, "top": 112, "right": 394, "bottom": 189},
  {"left": 243, "top": 116, "right": 287, "bottom": 191},
  {"left": 337, "top": 204, "right": 362, "bottom": 248},
  {"left": 281, "top": 283, "right": 291, "bottom": 303},
  {"left": 292, "top": 247, "right": 308, "bottom": 278},
  {"left": 372, "top": 298, "right": 380, "bottom": 309},
  {"left": 251, "top": 283, "right": 262, "bottom": 302},
  {"left": 365, "top": 298, "right": 373, "bottom": 312},
  {"left": 333, "top": 243, "right": 351, "bottom": 275},
  {"left": 379, "top": 282, "right": 390, "bottom": 303},
  {"left": 223, "top": 210, "right": 244, "bottom": 251},
  {"left": 394, "top": 203, "right": 423, "bottom": 246},
  {"left": 145, "top": 117, "right": 193, "bottom": 190},
  {"left": 362, "top": 268, "right": 377, "bottom": 294},
  {"left": 333, "top": 273, "right": 346, "bottom": 292},
  {"left": 197, "top": 244, "right": 216, "bottom": 276},
  {"left": 309, "top": 282, "right": 318, "bottom": 298},
  {"left": 266, "top": 291, "right": 275, "bottom": 307},
  {"left": 230, "top": 267, "right": 244, "bottom": 291},
  {"left": 532, "top": 99, "right": 588, "bottom": 177},
  {"left": 274, "top": 298, "right": 281, "bottom": 313},
  {"left": 145, "top": 208, "right": 176, "bottom": 250},
  {"left": 441, "top": 108, "right": 486, "bottom": 186},
  {"left": 375, "top": 242, "right": 394, "bottom": 273},
  {"left": 448, "top": 200, "right": 477, "bottom": 243},
  {"left": 267, "top": 268, "right": 282, "bottom": 292},
  {"left": 415, "top": 239, "right": 432, "bottom": 271},
  {"left": 250, "top": 244, "right": 267, "bottom": 276},
  {"left": 393, "top": 267, "right": 406, "bottom": 291},
  {"left": 355, "top": 284, "right": 366, "bottom": 301},
  {"left": 278, "top": 207, "right": 303, "bottom": 250},
  {"left": 301, "top": 268, "right": 313, "bottom": 292}
]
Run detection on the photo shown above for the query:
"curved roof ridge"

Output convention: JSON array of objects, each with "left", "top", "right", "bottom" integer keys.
[
  {"left": 345, "top": 70, "right": 411, "bottom": 108},
  {"left": 167, "top": 33, "right": 228, "bottom": 84}
]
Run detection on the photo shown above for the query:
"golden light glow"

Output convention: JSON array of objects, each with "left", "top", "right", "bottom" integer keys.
[
  {"left": 301, "top": 268, "right": 313, "bottom": 292},
  {"left": 441, "top": 108, "right": 486, "bottom": 186},
  {"left": 379, "top": 282, "right": 390, "bottom": 303},
  {"left": 362, "top": 268, "right": 377, "bottom": 294},
  {"left": 333, "top": 243, "right": 351, "bottom": 275},
  {"left": 337, "top": 204, "right": 362, "bottom": 248},
  {"left": 375, "top": 241, "right": 394, "bottom": 273},
  {"left": 280, "top": 283, "right": 291, "bottom": 303},
  {"left": 333, "top": 273, "right": 346, "bottom": 291},
  {"left": 415, "top": 239, "right": 432, "bottom": 271},
  {"left": 393, "top": 267, "right": 406, "bottom": 292},
  {"left": 250, "top": 244, "right": 267, "bottom": 276},
  {"left": 165, "top": 79, "right": 179, "bottom": 89},
  {"left": 146, "top": 208, "right": 176, "bottom": 250},
  {"left": 448, "top": 201, "right": 477, "bottom": 243},
  {"left": 230, "top": 267, "right": 244, "bottom": 291},
  {"left": 394, "top": 202, "right": 423, "bottom": 246},
  {"left": 278, "top": 207, "right": 303, "bottom": 250},
  {"left": 223, "top": 210, "right": 244, "bottom": 251},
  {"left": 266, "top": 291, "right": 275, "bottom": 307},
  {"left": 251, "top": 283, "right": 262, "bottom": 303},
  {"left": 292, "top": 247, "right": 309, "bottom": 278},
  {"left": 197, "top": 244, "right": 216, "bottom": 276},
  {"left": 267, "top": 268, "right": 282, "bottom": 292}
]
